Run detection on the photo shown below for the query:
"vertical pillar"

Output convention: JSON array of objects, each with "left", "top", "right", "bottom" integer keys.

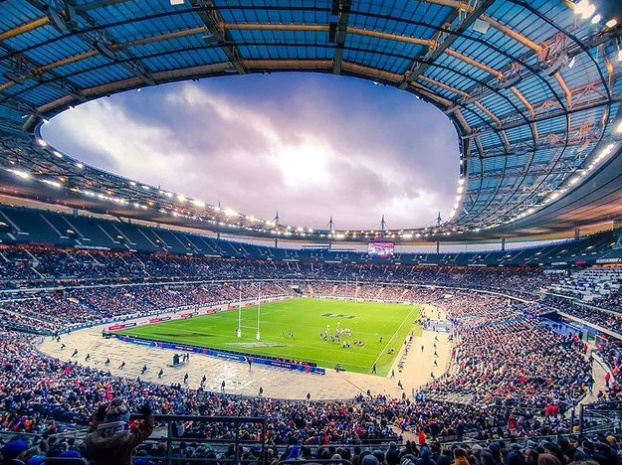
[
  {"left": 436, "top": 241, "right": 440, "bottom": 254},
  {"left": 166, "top": 421, "right": 173, "bottom": 465},
  {"left": 574, "top": 227, "right": 580, "bottom": 241},
  {"left": 501, "top": 237, "right": 506, "bottom": 252}
]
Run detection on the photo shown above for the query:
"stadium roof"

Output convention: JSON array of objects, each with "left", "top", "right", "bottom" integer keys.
[{"left": 0, "top": 0, "right": 621, "bottom": 243}]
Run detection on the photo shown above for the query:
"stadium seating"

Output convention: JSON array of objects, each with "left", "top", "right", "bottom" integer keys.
[
  {"left": 2, "top": 205, "right": 622, "bottom": 465},
  {"left": 0, "top": 287, "right": 594, "bottom": 441},
  {"left": 0, "top": 204, "right": 621, "bottom": 267}
]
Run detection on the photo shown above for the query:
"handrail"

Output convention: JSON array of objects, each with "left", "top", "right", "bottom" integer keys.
[
  {"left": 130, "top": 414, "right": 267, "bottom": 465},
  {"left": 41, "top": 459, "right": 88, "bottom": 465},
  {"left": 279, "top": 460, "right": 354, "bottom": 465},
  {"left": 133, "top": 414, "right": 266, "bottom": 423}
]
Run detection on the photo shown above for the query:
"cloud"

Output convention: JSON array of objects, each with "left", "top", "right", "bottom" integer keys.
[{"left": 42, "top": 74, "right": 459, "bottom": 229}]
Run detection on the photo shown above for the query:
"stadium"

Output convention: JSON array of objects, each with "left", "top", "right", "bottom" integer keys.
[{"left": 1, "top": 0, "right": 622, "bottom": 464}]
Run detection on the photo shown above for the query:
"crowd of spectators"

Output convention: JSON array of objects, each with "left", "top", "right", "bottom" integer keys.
[
  {"left": 3, "top": 423, "right": 622, "bottom": 465},
  {"left": 0, "top": 286, "right": 599, "bottom": 445},
  {"left": 595, "top": 339, "right": 622, "bottom": 401},
  {"left": 1, "top": 244, "right": 621, "bottom": 465},
  {"left": 591, "top": 290, "right": 622, "bottom": 314},
  {"left": 0, "top": 245, "right": 552, "bottom": 296},
  {"left": 0, "top": 282, "right": 294, "bottom": 333},
  {"left": 544, "top": 299, "right": 622, "bottom": 336}
]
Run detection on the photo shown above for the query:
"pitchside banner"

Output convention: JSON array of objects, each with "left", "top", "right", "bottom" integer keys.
[
  {"left": 106, "top": 309, "right": 210, "bottom": 331},
  {"left": 106, "top": 297, "right": 288, "bottom": 332},
  {"left": 115, "top": 335, "right": 326, "bottom": 375}
]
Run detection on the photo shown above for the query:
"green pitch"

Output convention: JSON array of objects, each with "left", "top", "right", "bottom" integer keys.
[{"left": 117, "top": 297, "right": 421, "bottom": 375}]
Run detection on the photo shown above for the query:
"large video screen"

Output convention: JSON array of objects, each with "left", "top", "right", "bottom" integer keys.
[{"left": 368, "top": 241, "right": 394, "bottom": 257}]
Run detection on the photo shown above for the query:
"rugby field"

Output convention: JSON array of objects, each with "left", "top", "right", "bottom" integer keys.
[{"left": 117, "top": 297, "right": 421, "bottom": 375}]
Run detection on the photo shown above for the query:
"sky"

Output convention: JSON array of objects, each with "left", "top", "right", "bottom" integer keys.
[{"left": 42, "top": 73, "right": 459, "bottom": 230}]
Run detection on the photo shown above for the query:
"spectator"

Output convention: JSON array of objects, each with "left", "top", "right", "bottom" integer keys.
[{"left": 83, "top": 398, "right": 153, "bottom": 465}]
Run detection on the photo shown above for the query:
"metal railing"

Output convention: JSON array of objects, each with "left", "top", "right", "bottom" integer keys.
[
  {"left": 131, "top": 415, "right": 266, "bottom": 465},
  {"left": 579, "top": 402, "right": 622, "bottom": 434},
  {"left": 42, "top": 459, "right": 89, "bottom": 465},
  {"left": 279, "top": 460, "right": 353, "bottom": 465}
]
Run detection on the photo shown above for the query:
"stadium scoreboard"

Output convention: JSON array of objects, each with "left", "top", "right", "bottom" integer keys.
[{"left": 367, "top": 241, "right": 394, "bottom": 257}]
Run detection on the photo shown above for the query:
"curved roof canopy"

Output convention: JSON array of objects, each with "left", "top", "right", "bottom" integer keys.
[{"left": 0, "top": 0, "right": 621, "bottom": 242}]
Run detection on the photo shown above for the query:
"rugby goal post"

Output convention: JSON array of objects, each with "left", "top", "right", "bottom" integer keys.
[{"left": 236, "top": 280, "right": 262, "bottom": 341}]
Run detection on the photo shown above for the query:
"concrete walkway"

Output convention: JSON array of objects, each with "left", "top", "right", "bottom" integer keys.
[{"left": 580, "top": 347, "right": 609, "bottom": 405}]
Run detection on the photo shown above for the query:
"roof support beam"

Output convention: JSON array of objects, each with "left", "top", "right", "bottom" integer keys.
[
  {"left": 481, "top": 15, "right": 543, "bottom": 54},
  {"left": 0, "top": 17, "right": 50, "bottom": 42},
  {"left": 446, "top": 27, "right": 613, "bottom": 115},
  {"left": 78, "top": 0, "right": 471, "bottom": 13},
  {"left": 398, "top": 7, "right": 460, "bottom": 91},
  {"left": 187, "top": 0, "right": 245, "bottom": 75},
  {"left": 20, "top": 0, "right": 156, "bottom": 88},
  {"left": 475, "top": 165, "right": 581, "bottom": 180},
  {"left": 332, "top": 0, "right": 352, "bottom": 74},
  {"left": 74, "top": 0, "right": 133, "bottom": 12},
  {"left": 399, "top": 0, "right": 496, "bottom": 90},
  {"left": 0, "top": 39, "right": 88, "bottom": 114},
  {"left": 469, "top": 94, "right": 614, "bottom": 136},
  {"left": 476, "top": 135, "right": 601, "bottom": 159}
]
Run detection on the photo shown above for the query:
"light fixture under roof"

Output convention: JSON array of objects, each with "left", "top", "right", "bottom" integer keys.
[{"left": 472, "top": 18, "right": 490, "bottom": 34}]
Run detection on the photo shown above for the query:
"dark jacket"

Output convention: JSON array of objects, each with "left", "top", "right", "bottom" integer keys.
[{"left": 84, "top": 417, "right": 154, "bottom": 465}]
